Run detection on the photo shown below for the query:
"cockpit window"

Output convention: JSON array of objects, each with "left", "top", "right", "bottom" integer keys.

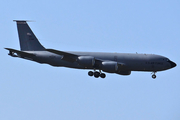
[{"left": 163, "top": 58, "right": 170, "bottom": 61}]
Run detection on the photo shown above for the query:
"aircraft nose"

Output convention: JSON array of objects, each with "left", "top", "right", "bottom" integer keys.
[{"left": 169, "top": 61, "right": 177, "bottom": 68}]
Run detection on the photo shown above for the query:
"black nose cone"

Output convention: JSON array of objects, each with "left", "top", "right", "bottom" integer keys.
[{"left": 169, "top": 61, "right": 177, "bottom": 68}]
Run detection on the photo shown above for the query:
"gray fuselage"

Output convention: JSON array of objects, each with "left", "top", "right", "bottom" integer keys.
[
  {"left": 7, "top": 21, "right": 176, "bottom": 78},
  {"left": 24, "top": 51, "right": 174, "bottom": 72}
]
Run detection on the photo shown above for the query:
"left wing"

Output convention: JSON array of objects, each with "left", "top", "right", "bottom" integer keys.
[
  {"left": 46, "top": 48, "right": 103, "bottom": 63},
  {"left": 46, "top": 49, "right": 126, "bottom": 71},
  {"left": 46, "top": 49, "right": 78, "bottom": 62}
]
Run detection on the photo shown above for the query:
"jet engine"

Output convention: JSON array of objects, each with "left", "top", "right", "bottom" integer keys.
[
  {"left": 100, "top": 61, "right": 118, "bottom": 73},
  {"left": 77, "top": 56, "right": 95, "bottom": 67},
  {"left": 117, "top": 71, "right": 131, "bottom": 75}
]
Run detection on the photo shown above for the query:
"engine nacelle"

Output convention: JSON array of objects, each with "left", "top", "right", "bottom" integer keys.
[
  {"left": 77, "top": 56, "right": 95, "bottom": 67},
  {"left": 117, "top": 71, "right": 131, "bottom": 75},
  {"left": 100, "top": 61, "right": 118, "bottom": 73}
]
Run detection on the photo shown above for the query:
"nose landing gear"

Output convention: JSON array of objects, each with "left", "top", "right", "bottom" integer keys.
[
  {"left": 152, "top": 74, "right": 156, "bottom": 79},
  {"left": 151, "top": 72, "right": 157, "bottom": 79},
  {"left": 88, "top": 70, "right": 106, "bottom": 78}
]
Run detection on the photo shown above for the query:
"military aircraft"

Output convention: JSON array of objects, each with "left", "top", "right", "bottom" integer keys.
[{"left": 5, "top": 20, "right": 176, "bottom": 79}]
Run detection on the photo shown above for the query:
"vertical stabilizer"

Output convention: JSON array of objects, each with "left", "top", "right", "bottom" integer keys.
[{"left": 14, "top": 20, "right": 45, "bottom": 51}]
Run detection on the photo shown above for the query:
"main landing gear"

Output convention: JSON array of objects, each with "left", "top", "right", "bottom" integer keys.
[
  {"left": 88, "top": 70, "right": 106, "bottom": 78},
  {"left": 152, "top": 72, "right": 156, "bottom": 79}
]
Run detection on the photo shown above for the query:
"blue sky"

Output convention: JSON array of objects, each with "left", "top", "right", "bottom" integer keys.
[{"left": 0, "top": 0, "right": 180, "bottom": 120}]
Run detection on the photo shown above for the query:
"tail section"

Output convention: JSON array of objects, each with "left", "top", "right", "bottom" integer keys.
[{"left": 14, "top": 20, "right": 45, "bottom": 51}]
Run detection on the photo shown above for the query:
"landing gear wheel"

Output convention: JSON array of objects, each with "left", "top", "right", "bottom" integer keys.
[
  {"left": 152, "top": 74, "right": 156, "bottom": 79},
  {"left": 94, "top": 71, "right": 100, "bottom": 78},
  {"left": 88, "top": 71, "right": 94, "bottom": 76},
  {"left": 100, "top": 73, "right": 106, "bottom": 78}
]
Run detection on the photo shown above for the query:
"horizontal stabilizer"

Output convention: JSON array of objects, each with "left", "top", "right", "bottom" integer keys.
[{"left": 5, "top": 48, "right": 35, "bottom": 58}]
